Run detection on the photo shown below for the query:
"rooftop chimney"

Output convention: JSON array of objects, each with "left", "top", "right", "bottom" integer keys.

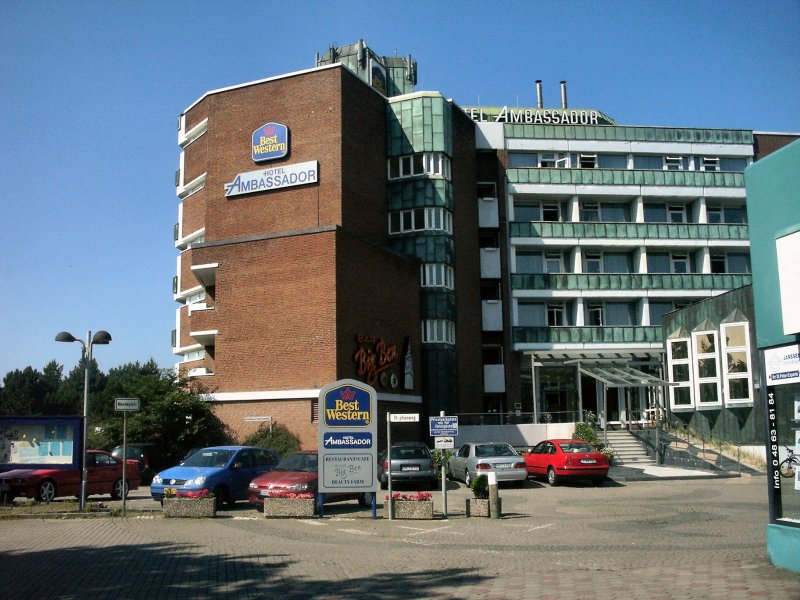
[
  {"left": 560, "top": 81, "right": 568, "bottom": 109},
  {"left": 536, "top": 80, "right": 543, "bottom": 109}
]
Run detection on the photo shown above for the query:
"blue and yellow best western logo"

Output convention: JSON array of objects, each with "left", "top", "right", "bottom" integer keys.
[
  {"left": 252, "top": 122, "right": 288, "bottom": 162},
  {"left": 323, "top": 385, "right": 371, "bottom": 428}
]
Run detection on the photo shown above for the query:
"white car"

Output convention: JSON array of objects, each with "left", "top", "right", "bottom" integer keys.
[{"left": 447, "top": 442, "right": 527, "bottom": 487}]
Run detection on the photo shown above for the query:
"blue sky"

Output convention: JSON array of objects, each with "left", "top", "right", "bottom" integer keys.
[{"left": 1, "top": 0, "right": 798, "bottom": 377}]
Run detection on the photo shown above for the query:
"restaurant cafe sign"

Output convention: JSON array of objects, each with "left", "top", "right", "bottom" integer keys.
[{"left": 463, "top": 106, "right": 615, "bottom": 126}]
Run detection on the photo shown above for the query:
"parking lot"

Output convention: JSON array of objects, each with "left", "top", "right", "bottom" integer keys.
[{"left": 1, "top": 474, "right": 799, "bottom": 599}]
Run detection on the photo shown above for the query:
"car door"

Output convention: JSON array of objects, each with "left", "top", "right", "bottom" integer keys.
[
  {"left": 449, "top": 444, "right": 471, "bottom": 480},
  {"left": 87, "top": 453, "right": 118, "bottom": 495},
  {"left": 229, "top": 449, "right": 263, "bottom": 500},
  {"left": 525, "top": 442, "right": 548, "bottom": 475}
]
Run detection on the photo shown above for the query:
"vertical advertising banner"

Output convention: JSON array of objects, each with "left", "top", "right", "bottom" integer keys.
[{"left": 318, "top": 379, "right": 377, "bottom": 493}]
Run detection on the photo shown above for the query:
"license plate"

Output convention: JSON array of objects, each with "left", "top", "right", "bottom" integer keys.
[
  {"left": 580, "top": 459, "right": 597, "bottom": 464},
  {"left": 495, "top": 463, "right": 511, "bottom": 470},
  {"left": 402, "top": 465, "right": 420, "bottom": 471}
]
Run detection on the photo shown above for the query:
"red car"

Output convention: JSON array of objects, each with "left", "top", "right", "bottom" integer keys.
[
  {"left": 0, "top": 450, "right": 140, "bottom": 503},
  {"left": 524, "top": 439, "right": 609, "bottom": 486},
  {"left": 248, "top": 451, "right": 372, "bottom": 508}
]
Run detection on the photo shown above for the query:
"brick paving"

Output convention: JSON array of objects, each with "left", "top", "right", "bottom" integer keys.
[{"left": 1, "top": 474, "right": 799, "bottom": 599}]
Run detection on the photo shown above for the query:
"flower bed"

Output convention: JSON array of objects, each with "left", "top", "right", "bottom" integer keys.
[
  {"left": 262, "top": 492, "right": 316, "bottom": 518},
  {"left": 162, "top": 488, "right": 216, "bottom": 518},
  {"left": 383, "top": 492, "right": 434, "bottom": 520}
]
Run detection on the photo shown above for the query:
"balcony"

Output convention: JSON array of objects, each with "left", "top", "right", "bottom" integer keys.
[
  {"left": 508, "top": 168, "right": 744, "bottom": 189},
  {"left": 511, "top": 273, "right": 752, "bottom": 292},
  {"left": 190, "top": 329, "right": 218, "bottom": 347},
  {"left": 481, "top": 300, "right": 503, "bottom": 331},
  {"left": 510, "top": 221, "right": 749, "bottom": 242},
  {"left": 513, "top": 326, "right": 662, "bottom": 345},
  {"left": 191, "top": 262, "right": 218, "bottom": 288},
  {"left": 480, "top": 248, "right": 501, "bottom": 278},
  {"left": 478, "top": 197, "right": 499, "bottom": 228}
]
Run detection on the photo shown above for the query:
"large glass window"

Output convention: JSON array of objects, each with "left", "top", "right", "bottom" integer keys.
[
  {"left": 516, "top": 251, "right": 563, "bottom": 274},
  {"left": 649, "top": 301, "right": 674, "bottom": 326},
  {"left": 584, "top": 302, "right": 634, "bottom": 326},
  {"left": 667, "top": 338, "right": 693, "bottom": 410},
  {"left": 707, "top": 204, "right": 748, "bottom": 224},
  {"left": 644, "top": 203, "right": 668, "bottom": 223},
  {"left": 721, "top": 321, "right": 752, "bottom": 405},
  {"left": 389, "top": 207, "right": 453, "bottom": 234},
  {"left": 692, "top": 329, "right": 722, "bottom": 408},
  {"left": 585, "top": 252, "right": 631, "bottom": 273},
  {"left": 518, "top": 302, "right": 546, "bottom": 327},
  {"left": 421, "top": 263, "right": 454, "bottom": 289},
  {"left": 596, "top": 154, "right": 627, "bottom": 169},
  {"left": 711, "top": 253, "right": 751, "bottom": 274},
  {"left": 388, "top": 152, "right": 451, "bottom": 180},
  {"left": 513, "top": 200, "right": 563, "bottom": 222},
  {"left": 633, "top": 155, "right": 663, "bottom": 170},
  {"left": 718, "top": 157, "right": 748, "bottom": 172},
  {"left": 581, "top": 202, "right": 630, "bottom": 222},
  {"left": 508, "top": 153, "right": 537, "bottom": 168},
  {"left": 421, "top": 319, "right": 455, "bottom": 344}
]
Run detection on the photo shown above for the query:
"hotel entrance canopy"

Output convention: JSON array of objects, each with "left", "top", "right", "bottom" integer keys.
[{"left": 577, "top": 365, "right": 675, "bottom": 388}]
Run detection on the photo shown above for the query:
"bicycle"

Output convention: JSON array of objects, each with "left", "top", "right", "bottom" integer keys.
[{"left": 779, "top": 446, "right": 799, "bottom": 478}]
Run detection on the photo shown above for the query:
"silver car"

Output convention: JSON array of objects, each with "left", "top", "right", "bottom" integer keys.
[
  {"left": 447, "top": 442, "right": 527, "bottom": 487},
  {"left": 378, "top": 442, "right": 438, "bottom": 490}
]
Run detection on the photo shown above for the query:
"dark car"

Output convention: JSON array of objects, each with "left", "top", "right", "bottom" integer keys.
[
  {"left": 377, "top": 441, "right": 438, "bottom": 490},
  {"left": 111, "top": 443, "right": 164, "bottom": 485},
  {"left": 151, "top": 446, "right": 280, "bottom": 509}
]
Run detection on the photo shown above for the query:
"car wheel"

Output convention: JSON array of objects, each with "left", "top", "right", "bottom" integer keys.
[
  {"left": 213, "top": 486, "right": 228, "bottom": 510},
  {"left": 547, "top": 467, "right": 559, "bottom": 487},
  {"left": 358, "top": 492, "right": 372, "bottom": 508},
  {"left": 37, "top": 480, "right": 57, "bottom": 502},
  {"left": 464, "top": 470, "right": 471, "bottom": 487},
  {"left": 111, "top": 478, "right": 128, "bottom": 500}
]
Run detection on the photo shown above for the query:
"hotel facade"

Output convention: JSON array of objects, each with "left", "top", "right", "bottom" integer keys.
[{"left": 171, "top": 40, "right": 792, "bottom": 449}]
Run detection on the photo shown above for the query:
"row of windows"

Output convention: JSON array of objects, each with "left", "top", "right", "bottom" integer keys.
[
  {"left": 422, "top": 319, "right": 456, "bottom": 344},
  {"left": 667, "top": 321, "right": 752, "bottom": 409},
  {"left": 508, "top": 152, "right": 748, "bottom": 172},
  {"left": 515, "top": 250, "right": 751, "bottom": 275},
  {"left": 517, "top": 300, "right": 687, "bottom": 327},
  {"left": 513, "top": 200, "right": 747, "bottom": 224},
  {"left": 421, "top": 263, "right": 454, "bottom": 289},
  {"left": 388, "top": 152, "right": 451, "bottom": 180},
  {"left": 389, "top": 207, "right": 453, "bottom": 234}
]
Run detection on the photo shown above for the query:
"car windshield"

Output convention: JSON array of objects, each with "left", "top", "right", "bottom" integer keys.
[
  {"left": 275, "top": 453, "right": 318, "bottom": 473},
  {"left": 181, "top": 449, "right": 234, "bottom": 468},
  {"left": 475, "top": 444, "right": 517, "bottom": 458},
  {"left": 390, "top": 446, "right": 429, "bottom": 460},
  {"left": 559, "top": 442, "right": 593, "bottom": 453}
]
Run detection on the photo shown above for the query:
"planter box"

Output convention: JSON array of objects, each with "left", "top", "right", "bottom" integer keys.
[
  {"left": 383, "top": 500, "right": 434, "bottom": 520},
  {"left": 466, "top": 497, "right": 502, "bottom": 517},
  {"left": 162, "top": 497, "right": 216, "bottom": 518},
  {"left": 262, "top": 497, "right": 316, "bottom": 518}
]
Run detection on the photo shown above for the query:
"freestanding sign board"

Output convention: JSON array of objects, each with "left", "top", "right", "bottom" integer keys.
[{"left": 318, "top": 379, "right": 377, "bottom": 495}]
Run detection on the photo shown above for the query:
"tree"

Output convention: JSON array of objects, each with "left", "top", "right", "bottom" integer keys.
[
  {"left": 0, "top": 367, "right": 45, "bottom": 415},
  {"left": 241, "top": 422, "right": 301, "bottom": 457}
]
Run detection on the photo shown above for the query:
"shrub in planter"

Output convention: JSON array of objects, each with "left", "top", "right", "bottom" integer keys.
[{"left": 469, "top": 474, "right": 489, "bottom": 499}]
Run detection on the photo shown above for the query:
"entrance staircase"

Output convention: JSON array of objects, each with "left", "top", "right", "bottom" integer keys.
[{"left": 603, "top": 429, "right": 656, "bottom": 466}]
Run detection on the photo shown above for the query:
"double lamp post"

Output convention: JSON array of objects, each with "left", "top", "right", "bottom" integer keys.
[{"left": 55, "top": 330, "right": 112, "bottom": 511}]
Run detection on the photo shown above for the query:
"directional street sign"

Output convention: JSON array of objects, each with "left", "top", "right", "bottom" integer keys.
[
  {"left": 429, "top": 415, "right": 458, "bottom": 437},
  {"left": 389, "top": 413, "right": 419, "bottom": 423},
  {"left": 114, "top": 398, "right": 140, "bottom": 412}
]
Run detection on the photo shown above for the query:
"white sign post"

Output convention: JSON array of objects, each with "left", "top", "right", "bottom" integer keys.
[{"left": 114, "top": 398, "right": 140, "bottom": 516}]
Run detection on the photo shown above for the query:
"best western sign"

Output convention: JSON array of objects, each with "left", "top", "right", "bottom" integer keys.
[{"left": 224, "top": 160, "right": 318, "bottom": 197}]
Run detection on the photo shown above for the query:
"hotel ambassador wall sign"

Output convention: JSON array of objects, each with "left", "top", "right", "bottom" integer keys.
[{"left": 224, "top": 121, "right": 319, "bottom": 198}]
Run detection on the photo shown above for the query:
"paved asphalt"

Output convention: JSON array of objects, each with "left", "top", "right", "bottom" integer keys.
[{"left": 1, "top": 466, "right": 799, "bottom": 599}]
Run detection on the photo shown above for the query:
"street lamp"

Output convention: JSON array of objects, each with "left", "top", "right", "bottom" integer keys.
[{"left": 55, "top": 330, "right": 112, "bottom": 510}]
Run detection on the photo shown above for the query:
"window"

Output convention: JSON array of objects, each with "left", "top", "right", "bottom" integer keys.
[
  {"left": 516, "top": 251, "right": 563, "bottom": 274},
  {"left": 421, "top": 263, "right": 454, "bottom": 289},
  {"left": 184, "top": 349, "right": 205, "bottom": 362},
  {"left": 707, "top": 204, "right": 747, "bottom": 224},
  {"left": 547, "top": 302, "right": 569, "bottom": 326},
  {"left": 388, "top": 152, "right": 451, "bottom": 180},
  {"left": 649, "top": 302, "right": 674, "bottom": 326},
  {"left": 719, "top": 157, "right": 748, "bottom": 172},
  {"left": 649, "top": 252, "right": 691, "bottom": 274},
  {"left": 389, "top": 207, "right": 453, "bottom": 234},
  {"left": 721, "top": 321, "right": 752, "bottom": 405},
  {"left": 701, "top": 157, "right": 719, "bottom": 172},
  {"left": 665, "top": 156, "right": 687, "bottom": 171},
  {"left": 633, "top": 155, "right": 663, "bottom": 170},
  {"left": 669, "top": 204, "right": 687, "bottom": 223},
  {"left": 584, "top": 252, "right": 631, "bottom": 273},
  {"left": 585, "top": 302, "right": 634, "bottom": 327},
  {"left": 539, "top": 153, "right": 568, "bottom": 168},
  {"left": 579, "top": 154, "right": 597, "bottom": 169},
  {"left": 422, "top": 319, "right": 455, "bottom": 344},
  {"left": 597, "top": 154, "right": 627, "bottom": 169},
  {"left": 518, "top": 302, "right": 546, "bottom": 327},
  {"left": 581, "top": 201, "right": 632, "bottom": 223},
  {"left": 508, "top": 153, "right": 537, "bottom": 168},
  {"left": 513, "top": 200, "right": 563, "bottom": 222},
  {"left": 644, "top": 203, "right": 668, "bottom": 223},
  {"left": 581, "top": 202, "right": 599, "bottom": 222},
  {"left": 667, "top": 338, "right": 693, "bottom": 409},
  {"left": 711, "top": 253, "right": 751, "bottom": 274},
  {"left": 692, "top": 329, "right": 722, "bottom": 408},
  {"left": 544, "top": 252, "right": 563, "bottom": 273}
]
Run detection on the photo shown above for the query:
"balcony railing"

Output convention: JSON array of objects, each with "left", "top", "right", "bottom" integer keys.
[
  {"left": 513, "top": 326, "right": 662, "bottom": 344},
  {"left": 510, "top": 221, "right": 749, "bottom": 241},
  {"left": 503, "top": 123, "right": 753, "bottom": 145},
  {"left": 508, "top": 168, "right": 745, "bottom": 188},
  {"left": 511, "top": 273, "right": 752, "bottom": 292}
]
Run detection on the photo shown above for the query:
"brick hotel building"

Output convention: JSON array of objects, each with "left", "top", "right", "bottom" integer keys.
[{"left": 171, "top": 39, "right": 794, "bottom": 448}]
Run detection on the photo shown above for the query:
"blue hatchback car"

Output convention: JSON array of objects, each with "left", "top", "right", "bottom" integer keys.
[{"left": 151, "top": 446, "right": 279, "bottom": 508}]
